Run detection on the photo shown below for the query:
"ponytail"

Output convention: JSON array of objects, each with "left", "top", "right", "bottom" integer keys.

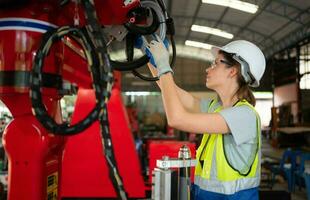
[{"left": 235, "top": 81, "right": 256, "bottom": 106}]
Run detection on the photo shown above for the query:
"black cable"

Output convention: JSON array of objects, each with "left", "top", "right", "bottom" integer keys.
[
  {"left": 30, "top": 1, "right": 126, "bottom": 198},
  {"left": 111, "top": 2, "right": 174, "bottom": 74},
  {"left": 81, "top": 1, "right": 127, "bottom": 199},
  {"left": 29, "top": 0, "right": 181, "bottom": 199},
  {"left": 124, "top": 7, "right": 160, "bottom": 35},
  {"left": 169, "top": 34, "right": 176, "bottom": 67},
  {"left": 111, "top": 56, "right": 149, "bottom": 71},
  {"left": 30, "top": 26, "right": 104, "bottom": 135},
  {"left": 127, "top": 0, "right": 177, "bottom": 81},
  {"left": 126, "top": 33, "right": 135, "bottom": 61},
  {"left": 131, "top": 34, "right": 177, "bottom": 82},
  {"left": 155, "top": 0, "right": 167, "bottom": 15},
  {"left": 110, "top": 7, "right": 163, "bottom": 72}
]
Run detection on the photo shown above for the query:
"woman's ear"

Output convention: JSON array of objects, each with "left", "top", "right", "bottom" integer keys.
[{"left": 229, "top": 66, "right": 238, "bottom": 77}]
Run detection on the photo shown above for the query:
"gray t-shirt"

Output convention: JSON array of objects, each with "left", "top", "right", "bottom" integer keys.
[{"left": 200, "top": 98, "right": 259, "bottom": 174}]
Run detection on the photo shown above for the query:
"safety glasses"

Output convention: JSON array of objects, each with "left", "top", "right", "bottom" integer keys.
[{"left": 210, "top": 59, "right": 233, "bottom": 69}]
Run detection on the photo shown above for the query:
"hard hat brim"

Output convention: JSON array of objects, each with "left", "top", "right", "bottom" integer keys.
[
  {"left": 211, "top": 46, "right": 235, "bottom": 57},
  {"left": 211, "top": 46, "right": 221, "bottom": 58}
]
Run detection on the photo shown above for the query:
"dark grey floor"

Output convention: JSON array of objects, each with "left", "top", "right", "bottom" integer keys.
[{"left": 261, "top": 137, "right": 308, "bottom": 200}]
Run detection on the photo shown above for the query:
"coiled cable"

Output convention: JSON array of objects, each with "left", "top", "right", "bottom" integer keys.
[{"left": 30, "top": 26, "right": 107, "bottom": 135}]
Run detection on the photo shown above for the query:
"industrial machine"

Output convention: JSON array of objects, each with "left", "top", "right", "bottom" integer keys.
[
  {"left": 152, "top": 145, "right": 197, "bottom": 200},
  {"left": 0, "top": 0, "right": 177, "bottom": 199}
]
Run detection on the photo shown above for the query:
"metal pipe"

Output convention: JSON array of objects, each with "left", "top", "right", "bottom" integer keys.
[{"left": 178, "top": 145, "right": 191, "bottom": 200}]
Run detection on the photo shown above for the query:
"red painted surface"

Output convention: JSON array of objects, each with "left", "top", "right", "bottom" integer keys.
[
  {"left": 61, "top": 87, "right": 145, "bottom": 198},
  {"left": 0, "top": 3, "right": 72, "bottom": 199},
  {"left": 0, "top": 5, "right": 63, "bottom": 94},
  {"left": 95, "top": 0, "right": 140, "bottom": 25},
  {"left": 0, "top": 1, "right": 146, "bottom": 199},
  {"left": 1, "top": 94, "right": 66, "bottom": 200},
  {"left": 148, "top": 140, "right": 196, "bottom": 185}
]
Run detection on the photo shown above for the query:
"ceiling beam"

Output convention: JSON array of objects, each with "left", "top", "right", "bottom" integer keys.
[
  {"left": 233, "top": 0, "right": 272, "bottom": 40},
  {"left": 259, "top": 6, "right": 310, "bottom": 48},
  {"left": 173, "top": 15, "right": 274, "bottom": 44},
  {"left": 263, "top": 1, "right": 308, "bottom": 25},
  {"left": 184, "top": 0, "right": 202, "bottom": 43},
  {"left": 204, "top": 7, "right": 229, "bottom": 43},
  {"left": 274, "top": 0, "right": 310, "bottom": 14},
  {"left": 263, "top": 21, "right": 310, "bottom": 58}
]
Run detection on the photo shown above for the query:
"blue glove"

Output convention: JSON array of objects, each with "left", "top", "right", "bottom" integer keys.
[
  {"left": 146, "top": 34, "right": 173, "bottom": 77},
  {"left": 135, "top": 35, "right": 169, "bottom": 67}
]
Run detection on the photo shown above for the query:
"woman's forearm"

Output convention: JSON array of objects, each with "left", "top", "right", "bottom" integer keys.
[{"left": 159, "top": 73, "right": 186, "bottom": 127}]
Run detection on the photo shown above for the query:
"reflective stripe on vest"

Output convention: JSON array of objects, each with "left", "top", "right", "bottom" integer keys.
[{"left": 194, "top": 99, "right": 261, "bottom": 195}]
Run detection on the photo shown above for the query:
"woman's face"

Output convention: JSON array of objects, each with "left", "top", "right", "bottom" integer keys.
[{"left": 205, "top": 53, "right": 234, "bottom": 89}]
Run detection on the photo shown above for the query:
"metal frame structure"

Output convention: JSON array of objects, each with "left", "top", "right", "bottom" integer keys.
[
  {"left": 180, "top": 0, "right": 310, "bottom": 57},
  {"left": 152, "top": 156, "right": 197, "bottom": 200},
  {"left": 121, "top": 0, "right": 310, "bottom": 91}
]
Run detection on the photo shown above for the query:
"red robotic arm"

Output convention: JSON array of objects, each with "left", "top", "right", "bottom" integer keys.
[{"left": 0, "top": 0, "right": 174, "bottom": 199}]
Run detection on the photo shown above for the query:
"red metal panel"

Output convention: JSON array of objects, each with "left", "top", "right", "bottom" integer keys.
[
  {"left": 148, "top": 140, "right": 196, "bottom": 185},
  {"left": 0, "top": 1, "right": 145, "bottom": 199},
  {"left": 61, "top": 87, "right": 145, "bottom": 198},
  {"left": 95, "top": 0, "right": 140, "bottom": 25},
  {"left": 1, "top": 94, "right": 65, "bottom": 200},
  {"left": 0, "top": 4, "right": 67, "bottom": 94}
]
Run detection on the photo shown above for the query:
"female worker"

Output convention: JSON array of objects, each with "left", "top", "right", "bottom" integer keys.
[{"left": 145, "top": 37, "right": 266, "bottom": 200}]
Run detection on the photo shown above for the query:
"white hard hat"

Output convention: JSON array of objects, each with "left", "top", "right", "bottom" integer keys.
[{"left": 211, "top": 40, "right": 266, "bottom": 87}]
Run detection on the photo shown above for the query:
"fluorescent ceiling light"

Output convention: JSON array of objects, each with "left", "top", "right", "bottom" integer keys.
[
  {"left": 202, "top": 0, "right": 258, "bottom": 14},
  {"left": 124, "top": 91, "right": 151, "bottom": 96},
  {"left": 185, "top": 40, "right": 213, "bottom": 50},
  {"left": 191, "top": 25, "right": 233, "bottom": 39}
]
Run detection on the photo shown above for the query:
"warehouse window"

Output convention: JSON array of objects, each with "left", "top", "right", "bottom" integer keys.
[
  {"left": 254, "top": 92, "right": 273, "bottom": 127},
  {"left": 300, "top": 45, "right": 310, "bottom": 89}
]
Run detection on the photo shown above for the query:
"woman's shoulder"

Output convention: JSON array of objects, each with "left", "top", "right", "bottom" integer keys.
[
  {"left": 234, "top": 103, "right": 259, "bottom": 119},
  {"left": 220, "top": 105, "right": 259, "bottom": 145},
  {"left": 220, "top": 104, "right": 258, "bottom": 124}
]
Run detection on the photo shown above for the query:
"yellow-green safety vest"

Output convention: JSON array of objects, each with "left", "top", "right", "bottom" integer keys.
[{"left": 194, "top": 99, "right": 261, "bottom": 195}]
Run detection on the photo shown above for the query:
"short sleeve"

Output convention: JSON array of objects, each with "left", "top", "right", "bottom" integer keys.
[
  {"left": 219, "top": 105, "right": 258, "bottom": 145},
  {"left": 200, "top": 98, "right": 213, "bottom": 113}
]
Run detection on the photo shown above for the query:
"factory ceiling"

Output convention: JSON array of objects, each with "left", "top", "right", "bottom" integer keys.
[{"left": 120, "top": 0, "right": 310, "bottom": 92}]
